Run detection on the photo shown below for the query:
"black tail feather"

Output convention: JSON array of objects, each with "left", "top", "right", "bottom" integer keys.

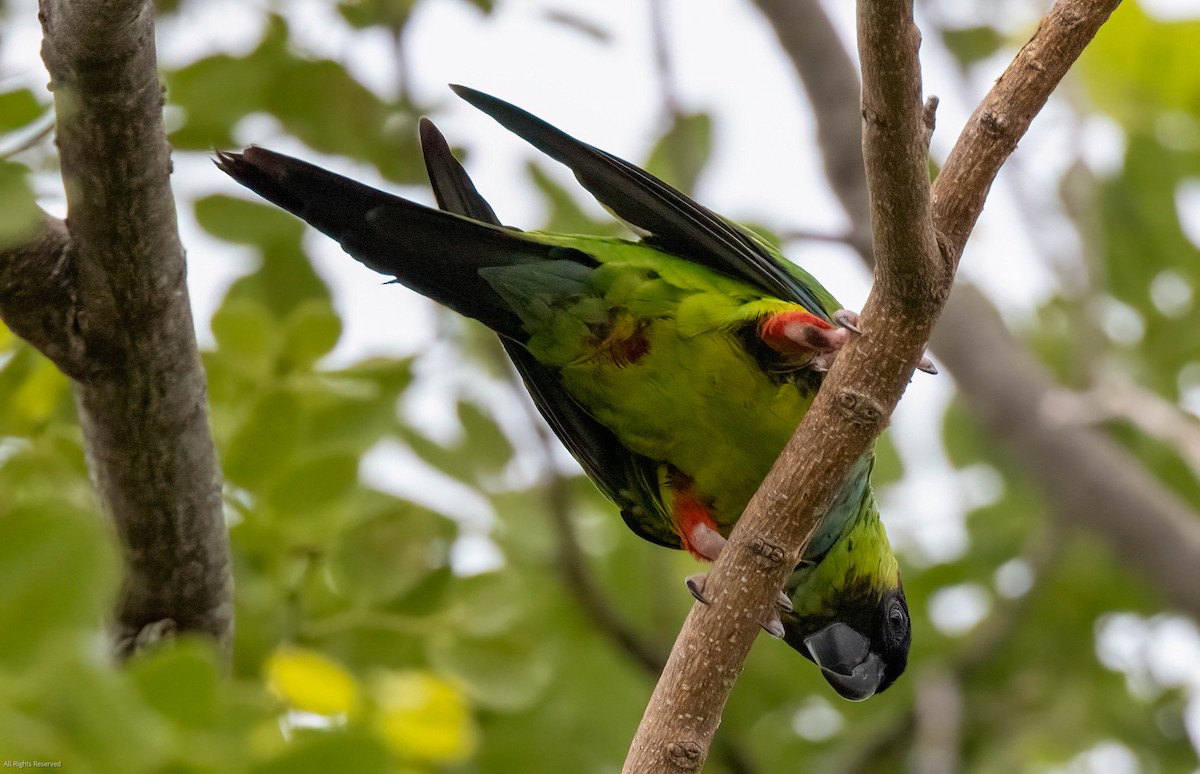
[
  {"left": 215, "top": 146, "right": 560, "bottom": 337},
  {"left": 419, "top": 118, "right": 501, "bottom": 225}
]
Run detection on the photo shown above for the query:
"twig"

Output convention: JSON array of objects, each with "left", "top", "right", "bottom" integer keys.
[
  {"left": 1045, "top": 371, "right": 1200, "bottom": 479},
  {"left": 778, "top": 228, "right": 859, "bottom": 246},
  {"left": 0, "top": 0, "right": 232, "bottom": 658},
  {"left": 649, "top": 0, "right": 682, "bottom": 120},
  {"left": 931, "top": 1, "right": 1122, "bottom": 265},
  {"left": 534, "top": 420, "right": 670, "bottom": 675}
]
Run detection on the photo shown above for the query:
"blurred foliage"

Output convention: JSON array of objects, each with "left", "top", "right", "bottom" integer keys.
[{"left": 0, "top": 0, "right": 1199, "bottom": 771}]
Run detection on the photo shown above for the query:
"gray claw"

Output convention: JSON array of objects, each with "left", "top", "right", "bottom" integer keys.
[
  {"left": 686, "top": 573, "right": 710, "bottom": 604},
  {"left": 833, "top": 309, "right": 862, "bottom": 333},
  {"left": 918, "top": 354, "right": 938, "bottom": 375},
  {"left": 776, "top": 590, "right": 793, "bottom": 613},
  {"left": 762, "top": 609, "right": 785, "bottom": 639}
]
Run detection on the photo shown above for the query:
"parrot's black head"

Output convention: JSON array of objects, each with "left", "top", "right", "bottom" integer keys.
[{"left": 782, "top": 583, "right": 910, "bottom": 701}]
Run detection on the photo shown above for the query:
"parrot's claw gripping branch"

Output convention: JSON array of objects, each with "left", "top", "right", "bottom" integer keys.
[
  {"left": 831, "top": 308, "right": 938, "bottom": 375},
  {"left": 686, "top": 573, "right": 788, "bottom": 639}
]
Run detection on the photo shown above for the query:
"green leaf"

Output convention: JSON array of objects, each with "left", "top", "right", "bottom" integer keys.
[
  {"left": 1081, "top": 5, "right": 1200, "bottom": 125},
  {"left": 283, "top": 299, "right": 344, "bottom": 371},
  {"left": 129, "top": 639, "right": 223, "bottom": 728},
  {"left": 224, "top": 389, "right": 304, "bottom": 489},
  {"left": 337, "top": 0, "right": 418, "bottom": 31},
  {"left": 211, "top": 296, "right": 276, "bottom": 369},
  {"left": 940, "top": 25, "right": 1006, "bottom": 69},
  {"left": 251, "top": 730, "right": 391, "bottom": 774},
  {"left": 265, "top": 452, "right": 360, "bottom": 517},
  {"left": 0, "top": 161, "right": 41, "bottom": 251},
  {"left": 0, "top": 504, "right": 117, "bottom": 665},
  {"left": 456, "top": 400, "right": 513, "bottom": 477},
  {"left": 170, "top": 16, "right": 425, "bottom": 184},
  {"left": 329, "top": 507, "right": 452, "bottom": 606},
  {"left": 526, "top": 162, "right": 621, "bottom": 236},
  {"left": 643, "top": 111, "right": 713, "bottom": 197},
  {"left": 0, "top": 88, "right": 46, "bottom": 133},
  {"left": 196, "top": 194, "right": 306, "bottom": 247},
  {"left": 426, "top": 629, "right": 556, "bottom": 712}
]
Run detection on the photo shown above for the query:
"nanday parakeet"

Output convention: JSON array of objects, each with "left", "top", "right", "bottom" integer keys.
[{"left": 216, "top": 85, "right": 920, "bottom": 700}]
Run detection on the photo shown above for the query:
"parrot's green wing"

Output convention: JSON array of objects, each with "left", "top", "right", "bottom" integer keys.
[
  {"left": 450, "top": 85, "right": 835, "bottom": 322},
  {"left": 418, "top": 118, "right": 680, "bottom": 549}
]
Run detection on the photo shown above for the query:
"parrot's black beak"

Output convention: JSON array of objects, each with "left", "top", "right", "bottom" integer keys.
[{"left": 803, "top": 622, "right": 885, "bottom": 701}]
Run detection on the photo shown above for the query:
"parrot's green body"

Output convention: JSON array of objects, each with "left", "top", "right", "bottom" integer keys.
[{"left": 217, "top": 86, "right": 910, "bottom": 699}]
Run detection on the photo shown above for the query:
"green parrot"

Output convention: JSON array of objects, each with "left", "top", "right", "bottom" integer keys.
[{"left": 217, "top": 85, "right": 922, "bottom": 700}]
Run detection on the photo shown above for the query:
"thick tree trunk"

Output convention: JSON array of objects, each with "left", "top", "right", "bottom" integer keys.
[{"left": 0, "top": 0, "right": 232, "bottom": 657}]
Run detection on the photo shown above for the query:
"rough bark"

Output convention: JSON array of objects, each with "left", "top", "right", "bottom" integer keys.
[
  {"left": 0, "top": 0, "right": 232, "bottom": 657},
  {"left": 623, "top": 1, "right": 1122, "bottom": 770}
]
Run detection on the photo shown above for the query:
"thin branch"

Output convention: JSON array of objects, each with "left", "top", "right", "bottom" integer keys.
[
  {"left": 623, "top": 2, "right": 1121, "bottom": 770},
  {"left": 625, "top": 1, "right": 938, "bottom": 769},
  {"left": 535, "top": 421, "right": 670, "bottom": 676},
  {"left": 931, "top": 1, "right": 1122, "bottom": 265},
  {"left": 936, "top": 286, "right": 1200, "bottom": 615},
  {"left": 778, "top": 228, "right": 859, "bottom": 246},
  {"left": 649, "top": 0, "right": 682, "bottom": 120},
  {"left": 3, "top": 0, "right": 233, "bottom": 657},
  {"left": 1045, "top": 371, "right": 1200, "bottom": 480},
  {"left": 753, "top": 0, "right": 874, "bottom": 259}
]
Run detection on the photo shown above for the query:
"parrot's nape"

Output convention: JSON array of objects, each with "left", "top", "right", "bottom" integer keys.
[{"left": 216, "top": 85, "right": 923, "bottom": 700}]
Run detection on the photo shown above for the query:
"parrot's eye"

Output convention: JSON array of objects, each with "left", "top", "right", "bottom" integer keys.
[{"left": 888, "top": 601, "right": 907, "bottom": 628}]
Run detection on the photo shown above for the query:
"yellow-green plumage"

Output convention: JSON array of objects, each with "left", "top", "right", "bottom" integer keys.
[
  {"left": 216, "top": 85, "right": 910, "bottom": 700},
  {"left": 485, "top": 234, "right": 820, "bottom": 534}
]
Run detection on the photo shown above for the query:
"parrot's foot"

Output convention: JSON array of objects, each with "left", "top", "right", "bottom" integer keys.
[
  {"left": 684, "top": 573, "right": 790, "bottom": 639},
  {"left": 686, "top": 521, "right": 727, "bottom": 562},
  {"left": 760, "top": 310, "right": 848, "bottom": 367},
  {"left": 686, "top": 572, "right": 711, "bottom": 604},
  {"left": 828, "top": 309, "right": 939, "bottom": 375},
  {"left": 763, "top": 609, "right": 786, "bottom": 639}
]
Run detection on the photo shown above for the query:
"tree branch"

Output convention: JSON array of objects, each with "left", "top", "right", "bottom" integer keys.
[
  {"left": 935, "top": 287, "right": 1200, "bottom": 615},
  {"left": 931, "top": 1, "right": 1121, "bottom": 263},
  {"left": 625, "top": 1, "right": 937, "bottom": 769},
  {"left": 753, "top": 0, "right": 874, "bottom": 258},
  {"left": 623, "top": 1, "right": 1121, "bottom": 770},
  {"left": 762, "top": 0, "right": 1200, "bottom": 618},
  {"left": 1, "top": 0, "right": 233, "bottom": 656}
]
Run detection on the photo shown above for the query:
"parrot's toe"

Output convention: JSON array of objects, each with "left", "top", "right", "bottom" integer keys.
[
  {"left": 687, "top": 575, "right": 789, "bottom": 637},
  {"left": 917, "top": 354, "right": 938, "bottom": 375},
  {"left": 686, "top": 521, "right": 727, "bottom": 562},
  {"left": 762, "top": 609, "right": 786, "bottom": 639},
  {"left": 833, "top": 309, "right": 861, "bottom": 333}
]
